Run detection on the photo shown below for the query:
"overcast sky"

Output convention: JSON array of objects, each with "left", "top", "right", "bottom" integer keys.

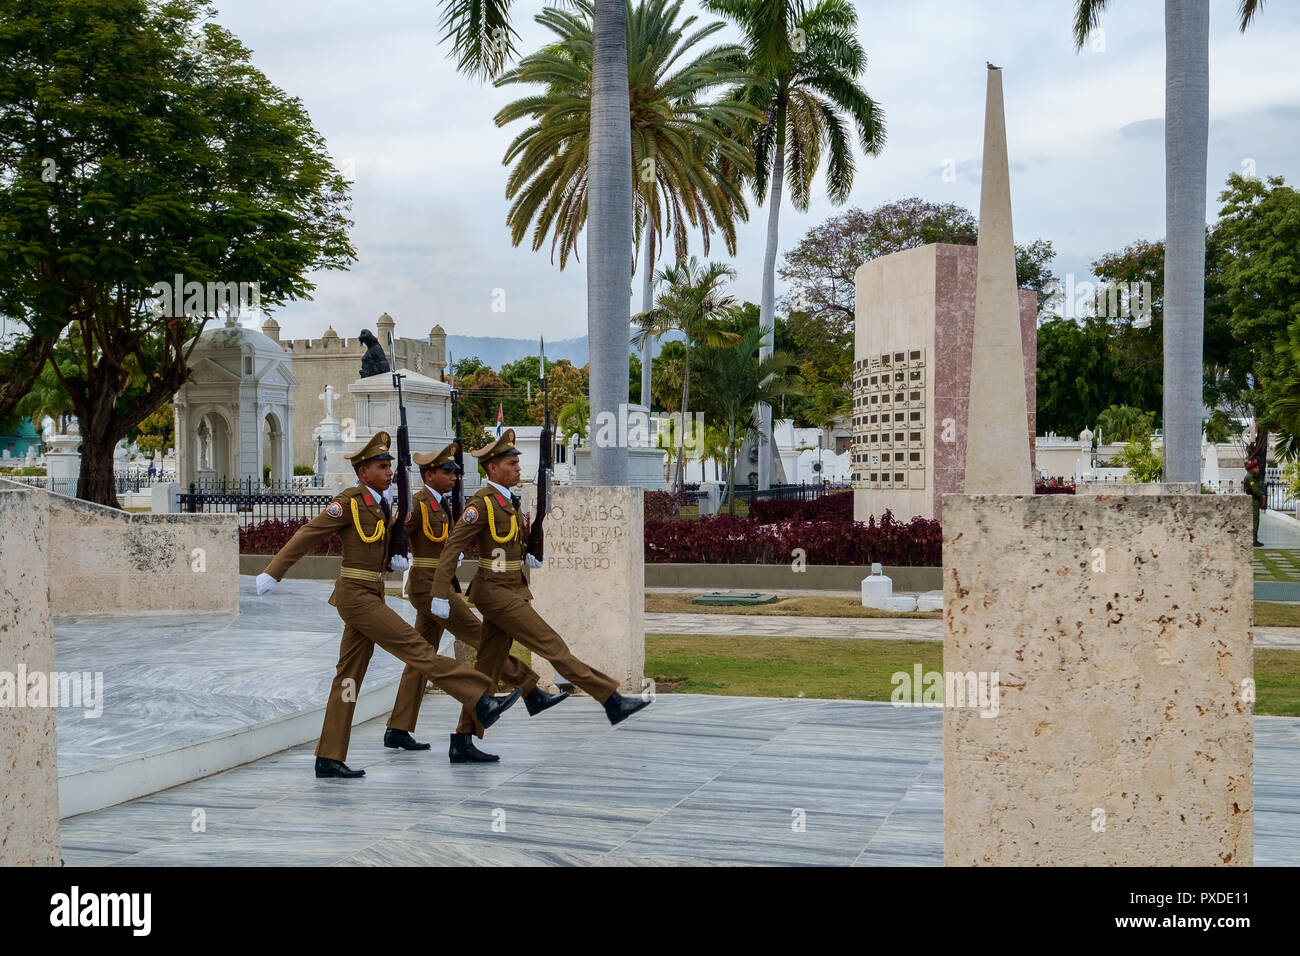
[{"left": 209, "top": 0, "right": 1300, "bottom": 344}]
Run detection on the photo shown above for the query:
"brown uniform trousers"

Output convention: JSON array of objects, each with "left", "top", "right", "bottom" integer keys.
[
  {"left": 388, "top": 486, "right": 539, "bottom": 737},
  {"left": 263, "top": 484, "right": 494, "bottom": 762},
  {"left": 433, "top": 483, "right": 619, "bottom": 732}
]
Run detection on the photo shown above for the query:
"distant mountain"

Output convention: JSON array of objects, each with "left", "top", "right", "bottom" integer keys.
[
  {"left": 442, "top": 331, "right": 682, "bottom": 371},
  {"left": 445, "top": 335, "right": 588, "bottom": 370}
]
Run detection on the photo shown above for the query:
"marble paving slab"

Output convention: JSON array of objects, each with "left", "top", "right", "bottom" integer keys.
[{"left": 58, "top": 695, "right": 1300, "bottom": 867}]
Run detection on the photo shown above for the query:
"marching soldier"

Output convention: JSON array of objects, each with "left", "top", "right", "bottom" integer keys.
[
  {"left": 255, "top": 431, "right": 520, "bottom": 778},
  {"left": 431, "top": 429, "right": 651, "bottom": 736},
  {"left": 385, "top": 441, "right": 569, "bottom": 763}
]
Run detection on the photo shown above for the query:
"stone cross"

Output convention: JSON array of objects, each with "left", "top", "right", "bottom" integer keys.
[{"left": 319, "top": 385, "right": 339, "bottom": 421}]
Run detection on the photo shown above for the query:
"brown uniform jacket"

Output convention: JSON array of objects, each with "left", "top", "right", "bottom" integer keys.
[
  {"left": 433, "top": 483, "right": 531, "bottom": 604},
  {"left": 264, "top": 485, "right": 397, "bottom": 607},
  {"left": 407, "top": 486, "right": 454, "bottom": 597}
]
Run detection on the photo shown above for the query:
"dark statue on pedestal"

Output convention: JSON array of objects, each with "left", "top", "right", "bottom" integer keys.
[{"left": 358, "top": 329, "right": 390, "bottom": 378}]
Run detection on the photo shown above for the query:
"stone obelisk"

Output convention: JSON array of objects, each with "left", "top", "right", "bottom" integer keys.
[
  {"left": 964, "top": 66, "right": 1032, "bottom": 494},
  {"left": 942, "top": 68, "right": 1253, "bottom": 867}
]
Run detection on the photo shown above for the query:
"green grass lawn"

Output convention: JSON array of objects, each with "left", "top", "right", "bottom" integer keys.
[
  {"left": 645, "top": 634, "right": 1300, "bottom": 716},
  {"left": 645, "top": 592, "right": 940, "bottom": 619},
  {"left": 1254, "top": 549, "right": 1300, "bottom": 581}
]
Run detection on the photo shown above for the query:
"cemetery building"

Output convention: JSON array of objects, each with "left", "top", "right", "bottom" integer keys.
[{"left": 851, "top": 242, "right": 1037, "bottom": 521}]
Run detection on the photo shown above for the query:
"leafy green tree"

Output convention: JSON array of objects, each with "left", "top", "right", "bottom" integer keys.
[
  {"left": 1071, "top": 0, "right": 1268, "bottom": 482},
  {"left": 780, "top": 198, "right": 1058, "bottom": 331},
  {"left": 128, "top": 402, "right": 174, "bottom": 457},
  {"left": 1, "top": 0, "right": 355, "bottom": 506},
  {"left": 1118, "top": 431, "right": 1164, "bottom": 483},
  {"left": 1096, "top": 404, "right": 1156, "bottom": 443},
  {"left": 634, "top": 257, "right": 741, "bottom": 489},
  {"left": 651, "top": 338, "right": 685, "bottom": 412},
  {"left": 1217, "top": 174, "right": 1300, "bottom": 459},
  {"left": 528, "top": 359, "right": 585, "bottom": 424},
  {"left": 1035, "top": 318, "right": 1114, "bottom": 438},
  {"left": 696, "top": 324, "right": 802, "bottom": 512},
  {"left": 705, "top": 0, "right": 885, "bottom": 489}
]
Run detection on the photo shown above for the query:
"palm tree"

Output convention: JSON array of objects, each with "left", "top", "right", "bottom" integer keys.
[
  {"left": 1071, "top": 0, "right": 1265, "bottom": 483},
  {"left": 558, "top": 393, "right": 591, "bottom": 444},
  {"left": 698, "top": 323, "right": 803, "bottom": 513},
  {"left": 495, "top": 1, "right": 761, "bottom": 411},
  {"left": 496, "top": 1, "right": 756, "bottom": 271},
  {"left": 705, "top": 0, "right": 885, "bottom": 489},
  {"left": 634, "top": 256, "right": 741, "bottom": 490},
  {"left": 440, "top": 0, "right": 632, "bottom": 485}
]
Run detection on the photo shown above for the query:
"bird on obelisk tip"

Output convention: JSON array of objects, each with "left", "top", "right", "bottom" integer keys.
[{"left": 987, "top": 61, "right": 1000, "bottom": 70}]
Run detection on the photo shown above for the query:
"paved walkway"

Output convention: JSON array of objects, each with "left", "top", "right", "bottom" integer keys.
[
  {"left": 647, "top": 612, "right": 1300, "bottom": 649},
  {"left": 58, "top": 695, "right": 1300, "bottom": 866}
]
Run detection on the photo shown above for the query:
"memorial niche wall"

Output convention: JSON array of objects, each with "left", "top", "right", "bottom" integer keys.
[{"left": 852, "top": 347, "right": 926, "bottom": 491}]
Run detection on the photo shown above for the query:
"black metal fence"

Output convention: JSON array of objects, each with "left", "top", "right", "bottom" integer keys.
[
  {"left": 180, "top": 484, "right": 333, "bottom": 525},
  {"left": 724, "top": 481, "right": 850, "bottom": 507},
  {"left": 1266, "top": 481, "right": 1295, "bottom": 512},
  {"left": 189, "top": 476, "right": 307, "bottom": 494}
]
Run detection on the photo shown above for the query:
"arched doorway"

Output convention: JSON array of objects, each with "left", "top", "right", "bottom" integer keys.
[
  {"left": 195, "top": 411, "right": 233, "bottom": 486},
  {"left": 262, "top": 411, "right": 285, "bottom": 487}
]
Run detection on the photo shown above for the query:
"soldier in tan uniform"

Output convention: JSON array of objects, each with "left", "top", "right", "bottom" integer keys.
[
  {"left": 255, "top": 431, "right": 520, "bottom": 778},
  {"left": 431, "top": 429, "right": 651, "bottom": 734},
  {"left": 385, "top": 441, "right": 569, "bottom": 762}
]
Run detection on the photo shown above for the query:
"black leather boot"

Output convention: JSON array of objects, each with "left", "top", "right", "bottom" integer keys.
[
  {"left": 384, "top": 728, "right": 431, "bottom": 750},
  {"left": 474, "top": 687, "right": 521, "bottom": 730},
  {"left": 449, "top": 733, "right": 500, "bottom": 763},
  {"left": 524, "top": 685, "right": 570, "bottom": 717},
  {"left": 603, "top": 691, "right": 652, "bottom": 726},
  {"left": 315, "top": 757, "right": 365, "bottom": 778}
]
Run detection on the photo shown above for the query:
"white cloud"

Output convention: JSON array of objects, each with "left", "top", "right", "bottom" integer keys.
[{"left": 209, "top": 0, "right": 1300, "bottom": 344}]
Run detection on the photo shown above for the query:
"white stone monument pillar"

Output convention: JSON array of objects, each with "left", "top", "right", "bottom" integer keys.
[
  {"left": 45, "top": 432, "right": 81, "bottom": 497},
  {"left": 528, "top": 485, "right": 645, "bottom": 694}
]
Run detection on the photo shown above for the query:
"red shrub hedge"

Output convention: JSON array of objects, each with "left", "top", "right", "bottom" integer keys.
[
  {"left": 643, "top": 490, "right": 686, "bottom": 522},
  {"left": 644, "top": 509, "right": 941, "bottom": 566},
  {"left": 748, "top": 490, "right": 854, "bottom": 524},
  {"left": 1035, "top": 480, "right": 1076, "bottom": 494},
  {"left": 240, "top": 518, "right": 342, "bottom": 555}
]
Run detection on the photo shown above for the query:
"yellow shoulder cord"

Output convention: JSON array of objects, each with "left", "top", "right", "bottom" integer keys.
[
  {"left": 483, "top": 496, "right": 518, "bottom": 544},
  {"left": 421, "top": 500, "right": 448, "bottom": 542},
  {"left": 350, "top": 497, "right": 386, "bottom": 543}
]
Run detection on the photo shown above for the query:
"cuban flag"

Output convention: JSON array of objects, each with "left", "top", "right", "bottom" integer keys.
[{"left": 496, "top": 403, "right": 503, "bottom": 437}]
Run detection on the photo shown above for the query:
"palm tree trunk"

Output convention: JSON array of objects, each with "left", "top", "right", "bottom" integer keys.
[
  {"left": 1163, "top": 0, "right": 1209, "bottom": 483},
  {"left": 726, "top": 416, "right": 736, "bottom": 515},
  {"left": 639, "top": 226, "right": 655, "bottom": 409},
  {"left": 756, "top": 101, "right": 786, "bottom": 491},
  {"left": 676, "top": 347, "right": 691, "bottom": 492},
  {"left": 588, "top": 0, "right": 632, "bottom": 485}
]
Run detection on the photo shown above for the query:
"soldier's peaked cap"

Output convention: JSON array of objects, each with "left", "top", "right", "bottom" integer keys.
[
  {"left": 414, "top": 441, "right": 461, "bottom": 472},
  {"left": 471, "top": 429, "right": 518, "bottom": 466},
  {"left": 344, "top": 431, "right": 394, "bottom": 467}
]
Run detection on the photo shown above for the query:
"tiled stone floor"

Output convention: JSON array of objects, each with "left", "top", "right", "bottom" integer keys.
[{"left": 59, "top": 696, "right": 1300, "bottom": 867}]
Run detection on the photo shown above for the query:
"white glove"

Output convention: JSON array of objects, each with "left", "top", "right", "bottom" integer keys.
[
  {"left": 457, "top": 552, "right": 464, "bottom": 568},
  {"left": 256, "top": 572, "right": 277, "bottom": 596},
  {"left": 525, "top": 553, "right": 544, "bottom": 569},
  {"left": 431, "top": 597, "right": 451, "bottom": 619},
  {"left": 389, "top": 554, "right": 410, "bottom": 572}
]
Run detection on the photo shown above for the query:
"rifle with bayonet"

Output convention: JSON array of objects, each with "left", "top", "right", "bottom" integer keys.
[
  {"left": 449, "top": 357, "right": 465, "bottom": 524},
  {"left": 526, "top": 337, "right": 550, "bottom": 563},
  {"left": 387, "top": 372, "right": 412, "bottom": 569}
]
